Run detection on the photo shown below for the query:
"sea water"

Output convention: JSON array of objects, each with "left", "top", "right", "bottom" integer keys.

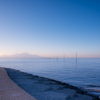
[{"left": 0, "top": 58, "right": 100, "bottom": 96}]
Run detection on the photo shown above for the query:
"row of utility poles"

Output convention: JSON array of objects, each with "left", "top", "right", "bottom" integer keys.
[{"left": 56, "top": 52, "right": 77, "bottom": 63}]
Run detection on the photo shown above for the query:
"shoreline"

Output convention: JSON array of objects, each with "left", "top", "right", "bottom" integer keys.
[
  {"left": 0, "top": 67, "right": 37, "bottom": 100},
  {"left": 4, "top": 67, "right": 99, "bottom": 100}
]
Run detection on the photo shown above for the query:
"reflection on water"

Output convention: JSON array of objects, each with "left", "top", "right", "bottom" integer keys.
[
  {"left": 0, "top": 58, "right": 100, "bottom": 95},
  {"left": 84, "top": 85, "right": 100, "bottom": 96}
]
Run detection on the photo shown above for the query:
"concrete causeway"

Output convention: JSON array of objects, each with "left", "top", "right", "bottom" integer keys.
[{"left": 0, "top": 67, "right": 37, "bottom": 100}]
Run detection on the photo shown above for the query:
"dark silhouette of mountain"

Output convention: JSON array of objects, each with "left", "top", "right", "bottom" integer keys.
[{"left": 0, "top": 52, "right": 41, "bottom": 58}]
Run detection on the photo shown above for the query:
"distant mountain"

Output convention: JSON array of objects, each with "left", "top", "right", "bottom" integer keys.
[{"left": 0, "top": 52, "right": 41, "bottom": 58}]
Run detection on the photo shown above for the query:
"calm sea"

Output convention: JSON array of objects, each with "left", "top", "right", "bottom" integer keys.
[{"left": 0, "top": 58, "right": 100, "bottom": 95}]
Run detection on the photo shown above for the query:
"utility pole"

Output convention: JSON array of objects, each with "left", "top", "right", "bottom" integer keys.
[
  {"left": 76, "top": 52, "right": 77, "bottom": 63},
  {"left": 63, "top": 54, "right": 65, "bottom": 61},
  {"left": 57, "top": 55, "right": 58, "bottom": 60}
]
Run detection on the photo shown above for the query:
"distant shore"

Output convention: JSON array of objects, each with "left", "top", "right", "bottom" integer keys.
[{"left": 4, "top": 67, "right": 99, "bottom": 100}]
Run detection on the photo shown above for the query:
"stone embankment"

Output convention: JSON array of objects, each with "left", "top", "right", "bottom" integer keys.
[
  {"left": 5, "top": 68, "right": 99, "bottom": 100},
  {"left": 0, "top": 67, "right": 37, "bottom": 100}
]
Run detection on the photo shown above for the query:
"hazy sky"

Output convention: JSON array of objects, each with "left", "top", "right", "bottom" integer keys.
[{"left": 0, "top": 0, "right": 100, "bottom": 58}]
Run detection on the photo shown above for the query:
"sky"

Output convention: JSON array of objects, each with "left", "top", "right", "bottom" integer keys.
[{"left": 0, "top": 0, "right": 100, "bottom": 58}]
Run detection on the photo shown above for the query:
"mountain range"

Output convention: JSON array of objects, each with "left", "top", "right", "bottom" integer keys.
[{"left": 0, "top": 52, "right": 41, "bottom": 58}]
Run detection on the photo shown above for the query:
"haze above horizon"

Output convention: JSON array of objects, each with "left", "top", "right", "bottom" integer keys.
[{"left": 0, "top": 0, "right": 100, "bottom": 58}]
